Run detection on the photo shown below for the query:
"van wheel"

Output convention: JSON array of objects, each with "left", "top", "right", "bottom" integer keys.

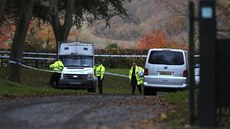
[
  {"left": 152, "top": 90, "right": 157, "bottom": 96},
  {"left": 144, "top": 87, "right": 157, "bottom": 96},
  {"left": 143, "top": 87, "right": 150, "bottom": 95}
]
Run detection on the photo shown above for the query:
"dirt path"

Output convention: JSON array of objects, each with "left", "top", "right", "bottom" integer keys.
[{"left": 0, "top": 95, "right": 174, "bottom": 129}]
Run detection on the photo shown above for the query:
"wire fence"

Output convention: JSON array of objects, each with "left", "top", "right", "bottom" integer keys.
[{"left": 0, "top": 51, "right": 147, "bottom": 68}]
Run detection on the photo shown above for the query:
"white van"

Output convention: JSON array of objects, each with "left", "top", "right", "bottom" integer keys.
[
  {"left": 58, "top": 41, "right": 97, "bottom": 92},
  {"left": 143, "top": 48, "right": 188, "bottom": 95}
]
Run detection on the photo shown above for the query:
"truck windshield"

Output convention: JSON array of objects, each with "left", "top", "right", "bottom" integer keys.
[{"left": 62, "top": 56, "right": 93, "bottom": 67}]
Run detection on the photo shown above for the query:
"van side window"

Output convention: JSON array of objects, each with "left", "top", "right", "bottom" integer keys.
[{"left": 148, "top": 51, "right": 184, "bottom": 65}]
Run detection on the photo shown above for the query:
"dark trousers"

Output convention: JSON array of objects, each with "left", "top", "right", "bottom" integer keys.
[
  {"left": 50, "top": 72, "right": 61, "bottom": 87},
  {"left": 97, "top": 76, "right": 104, "bottom": 94},
  {"left": 131, "top": 76, "right": 142, "bottom": 95},
  {"left": 131, "top": 84, "right": 142, "bottom": 95}
]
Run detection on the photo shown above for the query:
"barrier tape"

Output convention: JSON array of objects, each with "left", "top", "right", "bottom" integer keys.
[
  {"left": 8, "top": 59, "right": 128, "bottom": 77},
  {"left": 0, "top": 55, "right": 146, "bottom": 59},
  {"left": 8, "top": 60, "right": 58, "bottom": 73},
  {"left": 104, "top": 72, "right": 128, "bottom": 78}
]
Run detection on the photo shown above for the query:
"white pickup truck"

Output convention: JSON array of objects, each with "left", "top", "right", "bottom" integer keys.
[{"left": 58, "top": 41, "right": 97, "bottom": 92}]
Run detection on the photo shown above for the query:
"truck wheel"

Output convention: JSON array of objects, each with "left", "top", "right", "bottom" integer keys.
[
  {"left": 53, "top": 82, "right": 59, "bottom": 89},
  {"left": 88, "top": 85, "right": 96, "bottom": 92},
  {"left": 88, "top": 88, "right": 96, "bottom": 92}
]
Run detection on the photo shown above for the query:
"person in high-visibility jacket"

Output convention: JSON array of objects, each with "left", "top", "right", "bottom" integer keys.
[
  {"left": 129, "top": 62, "right": 144, "bottom": 95},
  {"left": 94, "top": 61, "right": 105, "bottom": 94},
  {"left": 49, "top": 58, "right": 64, "bottom": 87}
]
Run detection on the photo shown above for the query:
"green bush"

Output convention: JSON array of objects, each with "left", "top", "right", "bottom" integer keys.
[{"left": 95, "top": 48, "right": 148, "bottom": 68}]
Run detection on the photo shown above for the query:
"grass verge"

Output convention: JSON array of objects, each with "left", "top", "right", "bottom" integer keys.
[
  {"left": 0, "top": 68, "right": 132, "bottom": 96},
  {"left": 0, "top": 79, "right": 84, "bottom": 97}
]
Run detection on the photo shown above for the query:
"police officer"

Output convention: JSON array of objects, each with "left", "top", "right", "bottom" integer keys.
[
  {"left": 94, "top": 61, "right": 105, "bottom": 94},
  {"left": 49, "top": 58, "right": 64, "bottom": 87},
  {"left": 129, "top": 62, "right": 144, "bottom": 95}
]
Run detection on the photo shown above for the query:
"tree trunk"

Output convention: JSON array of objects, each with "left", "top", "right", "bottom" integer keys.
[
  {"left": 50, "top": 0, "right": 74, "bottom": 55},
  {"left": 0, "top": 0, "right": 6, "bottom": 19},
  {"left": 63, "top": 0, "right": 75, "bottom": 40},
  {"left": 8, "top": 0, "right": 36, "bottom": 82},
  {"left": 50, "top": 0, "right": 60, "bottom": 52}
]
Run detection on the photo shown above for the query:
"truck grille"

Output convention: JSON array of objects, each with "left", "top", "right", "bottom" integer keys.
[{"left": 64, "top": 74, "right": 87, "bottom": 80}]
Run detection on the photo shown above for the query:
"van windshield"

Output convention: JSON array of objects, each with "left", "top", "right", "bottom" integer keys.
[
  {"left": 62, "top": 56, "right": 93, "bottom": 67},
  {"left": 148, "top": 51, "right": 184, "bottom": 65}
]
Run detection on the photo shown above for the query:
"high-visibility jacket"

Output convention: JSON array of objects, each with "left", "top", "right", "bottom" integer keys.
[
  {"left": 49, "top": 60, "right": 64, "bottom": 72},
  {"left": 129, "top": 65, "right": 144, "bottom": 85},
  {"left": 94, "top": 64, "right": 105, "bottom": 79}
]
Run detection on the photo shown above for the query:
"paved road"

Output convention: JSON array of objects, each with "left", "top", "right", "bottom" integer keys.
[{"left": 0, "top": 95, "right": 173, "bottom": 129}]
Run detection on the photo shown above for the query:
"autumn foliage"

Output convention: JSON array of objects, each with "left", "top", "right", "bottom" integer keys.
[
  {"left": 0, "top": 32, "right": 10, "bottom": 49},
  {"left": 0, "top": 21, "right": 14, "bottom": 49},
  {"left": 138, "top": 30, "right": 187, "bottom": 50}
]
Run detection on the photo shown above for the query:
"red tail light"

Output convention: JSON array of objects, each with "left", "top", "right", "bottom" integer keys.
[
  {"left": 144, "top": 68, "right": 148, "bottom": 75},
  {"left": 183, "top": 70, "right": 188, "bottom": 77}
]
